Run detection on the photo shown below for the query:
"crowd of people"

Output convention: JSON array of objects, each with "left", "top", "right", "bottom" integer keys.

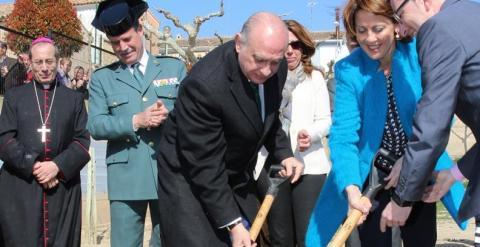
[
  {"left": 0, "top": 0, "right": 479, "bottom": 246},
  {"left": 0, "top": 41, "right": 91, "bottom": 98}
]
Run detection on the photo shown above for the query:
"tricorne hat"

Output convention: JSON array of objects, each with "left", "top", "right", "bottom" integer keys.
[{"left": 91, "top": 0, "right": 148, "bottom": 37}]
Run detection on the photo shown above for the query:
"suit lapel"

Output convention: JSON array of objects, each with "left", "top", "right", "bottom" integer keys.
[
  {"left": 261, "top": 76, "right": 279, "bottom": 137},
  {"left": 230, "top": 78, "right": 263, "bottom": 136},
  {"left": 141, "top": 54, "right": 163, "bottom": 95},
  {"left": 226, "top": 51, "right": 263, "bottom": 136},
  {"left": 114, "top": 63, "right": 142, "bottom": 93}
]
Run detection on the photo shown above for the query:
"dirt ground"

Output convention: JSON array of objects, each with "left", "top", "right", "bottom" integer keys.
[{"left": 80, "top": 193, "right": 476, "bottom": 246}]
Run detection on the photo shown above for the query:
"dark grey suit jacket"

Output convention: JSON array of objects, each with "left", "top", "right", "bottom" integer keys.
[
  {"left": 0, "top": 56, "right": 16, "bottom": 74},
  {"left": 0, "top": 56, "right": 16, "bottom": 93},
  {"left": 396, "top": 0, "right": 480, "bottom": 221},
  {"left": 156, "top": 41, "right": 293, "bottom": 246}
]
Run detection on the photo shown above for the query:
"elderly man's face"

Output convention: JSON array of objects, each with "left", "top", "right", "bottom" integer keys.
[
  {"left": 30, "top": 43, "right": 57, "bottom": 84},
  {"left": 235, "top": 32, "right": 287, "bottom": 84}
]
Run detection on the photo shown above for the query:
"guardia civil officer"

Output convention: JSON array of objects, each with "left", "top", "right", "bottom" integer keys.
[{"left": 88, "top": 1, "right": 187, "bottom": 246}]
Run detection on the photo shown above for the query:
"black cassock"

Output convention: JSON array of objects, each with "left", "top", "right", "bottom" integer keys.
[{"left": 0, "top": 81, "right": 90, "bottom": 247}]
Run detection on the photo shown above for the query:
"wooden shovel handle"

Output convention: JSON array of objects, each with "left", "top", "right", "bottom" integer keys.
[
  {"left": 250, "top": 194, "right": 275, "bottom": 241},
  {"left": 327, "top": 196, "right": 370, "bottom": 247}
]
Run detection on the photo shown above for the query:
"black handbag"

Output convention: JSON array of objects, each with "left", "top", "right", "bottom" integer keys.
[{"left": 373, "top": 147, "right": 399, "bottom": 174}]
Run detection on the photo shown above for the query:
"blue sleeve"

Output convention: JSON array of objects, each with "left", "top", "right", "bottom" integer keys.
[{"left": 329, "top": 62, "right": 363, "bottom": 193}]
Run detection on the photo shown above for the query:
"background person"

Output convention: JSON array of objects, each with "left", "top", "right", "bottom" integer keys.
[
  {"left": 256, "top": 19, "right": 331, "bottom": 247},
  {"left": 88, "top": 0, "right": 187, "bottom": 246},
  {"left": 306, "top": 0, "right": 463, "bottom": 246},
  {"left": 0, "top": 41, "right": 17, "bottom": 94},
  {"left": 70, "top": 65, "right": 89, "bottom": 99},
  {"left": 387, "top": 0, "right": 480, "bottom": 235},
  {"left": 4, "top": 51, "right": 31, "bottom": 91},
  {"left": 56, "top": 57, "right": 71, "bottom": 87}
]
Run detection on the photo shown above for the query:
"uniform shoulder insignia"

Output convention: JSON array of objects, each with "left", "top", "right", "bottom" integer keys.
[
  {"left": 95, "top": 61, "right": 121, "bottom": 72},
  {"left": 154, "top": 55, "right": 183, "bottom": 61}
]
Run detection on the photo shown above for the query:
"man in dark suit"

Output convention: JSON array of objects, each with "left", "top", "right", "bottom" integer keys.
[
  {"left": 382, "top": 0, "right": 480, "bottom": 227},
  {"left": 0, "top": 41, "right": 17, "bottom": 94},
  {"left": 157, "top": 12, "right": 304, "bottom": 247},
  {"left": 5, "top": 52, "right": 30, "bottom": 91}
]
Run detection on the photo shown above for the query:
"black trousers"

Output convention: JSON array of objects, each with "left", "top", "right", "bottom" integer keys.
[
  {"left": 256, "top": 168, "right": 326, "bottom": 247},
  {"left": 356, "top": 188, "right": 437, "bottom": 247}
]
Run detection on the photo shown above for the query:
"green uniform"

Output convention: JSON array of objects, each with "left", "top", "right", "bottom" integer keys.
[{"left": 88, "top": 54, "right": 186, "bottom": 246}]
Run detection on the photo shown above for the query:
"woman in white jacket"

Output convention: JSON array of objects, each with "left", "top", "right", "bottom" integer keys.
[{"left": 256, "top": 19, "right": 331, "bottom": 247}]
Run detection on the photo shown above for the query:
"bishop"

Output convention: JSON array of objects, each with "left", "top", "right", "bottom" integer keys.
[{"left": 0, "top": 37, "right": 90, "bottom": 246}]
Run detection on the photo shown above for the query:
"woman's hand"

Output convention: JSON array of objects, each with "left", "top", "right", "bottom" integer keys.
[
  {"left": 297, "top": 129, "right": 311, "bottom": 152},
  {"left": 345, "top": 185, "right": 371, "bottom": 225},
  {"left": 76, "top": 79, "right": 85, "bottom": 88}
]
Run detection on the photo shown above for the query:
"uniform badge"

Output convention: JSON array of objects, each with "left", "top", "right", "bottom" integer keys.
[{"left": 153, "top": 77, "right": 179, "bottom": 87}]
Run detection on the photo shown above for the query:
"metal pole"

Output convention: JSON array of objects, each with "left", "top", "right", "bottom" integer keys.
[{"left": 85, "top": 148, "right": 97, "bottom": 245}]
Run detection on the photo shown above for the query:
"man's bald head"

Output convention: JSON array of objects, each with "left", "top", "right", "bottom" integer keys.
[
  {"left": 238, "top": 12, "right": 288, "bottom": 46},
  {"left": 235, "top": 12, "right": 288, "bottom": 84}
]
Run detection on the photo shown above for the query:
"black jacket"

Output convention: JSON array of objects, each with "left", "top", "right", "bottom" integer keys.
[{"left": 157, "top": 40, "right": 292, "bottom": 246}]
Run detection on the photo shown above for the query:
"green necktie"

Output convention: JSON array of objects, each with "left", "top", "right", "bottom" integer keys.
[{"left": 132, "top": 63, "right": 144, "bottom": 87}]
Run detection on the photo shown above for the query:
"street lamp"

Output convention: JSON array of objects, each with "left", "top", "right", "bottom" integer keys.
[
  {"left": 307, "top": 0, "right": 318, "bottom": 29},
  {"left": 163, "top": 26, "right": 171, "bottom": 55}
]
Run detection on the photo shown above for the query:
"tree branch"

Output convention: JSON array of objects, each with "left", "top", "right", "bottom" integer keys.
[
  {"left": 194, "top": 0, "right": 224, "bottom": 25},
  {"left": 214, "top": 32, "right": 224, "bottom": 45},
  {"left": 157, "top": 38, "right": 187, "bottom": 59},
  {"left": 157, "top": 8, "right": 189, "bottom": 34},
  {"left": 155, "top": 0, "right": 224, "bottom": 64}
]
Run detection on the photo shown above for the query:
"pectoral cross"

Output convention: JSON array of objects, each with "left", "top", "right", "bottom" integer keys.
[{"left": 37, "top": 124, "right": 50, "bottom": 143}]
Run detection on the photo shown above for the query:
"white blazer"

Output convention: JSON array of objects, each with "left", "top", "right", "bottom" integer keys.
[
  {"left": 253, "top": 70, "right": 331, "bottom": 179},
  {"left": 289, "top": 70, "right": 331, "bottom": 175}
]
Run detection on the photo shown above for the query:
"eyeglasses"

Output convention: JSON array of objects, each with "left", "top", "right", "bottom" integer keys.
[
  {"left": 288, "top": 40, "right": 303, "bottom": 50},
  {"left": 392, "top": 0, "right": 410, "bottom": 23}
]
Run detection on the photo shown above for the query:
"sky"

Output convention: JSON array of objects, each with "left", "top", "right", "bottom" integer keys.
[
  {"left": 0, "top": 0, "right": 346, "bottom": 38},
  {"left": 2, "top": 0, "right": 479, "bottom": 39},
  {"left": 149, "top": 0, "right": 346, "bottom": 38}
]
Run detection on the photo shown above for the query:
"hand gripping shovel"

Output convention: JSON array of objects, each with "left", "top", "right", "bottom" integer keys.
[
  {"left": 328, "top": 149, "right": 393, "bottom": 247},
  {"left": 250, "top": 165, "right": 290, "bottom": 242}
]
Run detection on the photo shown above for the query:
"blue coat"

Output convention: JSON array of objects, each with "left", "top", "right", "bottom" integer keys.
[
  {"left": 305, "top": 40, "right": 465, "bottom": 246},
  {"left": 87, "top": 54, "right": 186, "bottom": 200}
]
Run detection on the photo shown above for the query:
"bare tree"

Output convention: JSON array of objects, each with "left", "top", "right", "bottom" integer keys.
[
  {"left": 157, "top": 0, "right": 224, "bottom": 64},
  {"left": 142, "top": 24, "right": 187, "bottom": 59},
  {"left": 450, "top": 117, "right": 474, "bottom": 155},
  {"left": 214, "top": 32, "right": 224, "bottom": 45}
]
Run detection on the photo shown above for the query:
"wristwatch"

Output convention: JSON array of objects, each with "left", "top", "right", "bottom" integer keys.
[
  {"left": 392, "top": 191, "right": 413, "bottom": 207},
  {"left": 226, "top": 218, "right": 243, "bottom": 231}
]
